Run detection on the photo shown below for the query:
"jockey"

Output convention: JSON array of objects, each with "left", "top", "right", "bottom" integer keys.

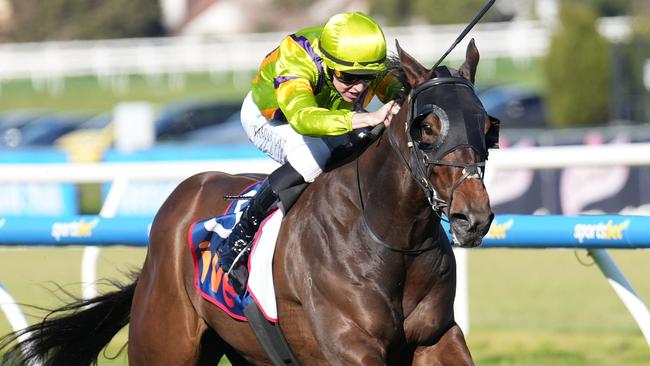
[{"left": 218, "top": 11, "right": 402, "bottom": 293}]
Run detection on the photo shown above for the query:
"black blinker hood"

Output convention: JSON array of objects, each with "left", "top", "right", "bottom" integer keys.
[{"left": 409, "top": 66, "right": 492, "bottom": 161}]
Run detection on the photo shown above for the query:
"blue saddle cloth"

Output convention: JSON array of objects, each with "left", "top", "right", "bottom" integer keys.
[{"left": 188, "top": 182, "right": 262, "bottom": 321}]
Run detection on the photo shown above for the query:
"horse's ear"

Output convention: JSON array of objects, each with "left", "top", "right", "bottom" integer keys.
[
  {"left": 396, "top": 40, "right": 430, "bottom": 88},
  {"left": 459, "top": 38, "right": 480, "bottom": 84}
]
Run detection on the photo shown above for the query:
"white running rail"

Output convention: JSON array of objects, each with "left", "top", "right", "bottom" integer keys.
[
  {"left": 1, "top": 143, "right": 649, "bottom": 346},
  {"left": 0, "top": 18, "right": 631, "bottom": 82}
]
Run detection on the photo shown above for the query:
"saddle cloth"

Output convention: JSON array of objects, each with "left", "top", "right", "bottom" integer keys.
[{"left": 188, "top": 181, "right": 283, "bottom": 322}]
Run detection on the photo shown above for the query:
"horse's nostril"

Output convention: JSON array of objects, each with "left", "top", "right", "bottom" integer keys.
[
  {"left": 451, "top": 212, "right": 492, "bottom": 232},
  {"left": 450, "top": 213, "right": 469, "bottom": 224},
  {"left": 481, "top": 212, "right": 495, "bottom": 234},
  {"left": 487, "top": 212, "right": 495, "bottom": 226}
]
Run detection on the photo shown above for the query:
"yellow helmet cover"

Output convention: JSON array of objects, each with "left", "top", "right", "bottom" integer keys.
[{"left": 319, "top": 12, "right": 387, "bottom": 74}]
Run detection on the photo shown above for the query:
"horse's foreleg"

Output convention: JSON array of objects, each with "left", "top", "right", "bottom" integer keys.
[
  {"left": 128, "top": 261, "right": 213, "bottom": 365},
  {"left": 411, "top": 324, "right": 473, "bottom": 366},
  {"left": 312, "top": 331, "right": 388, "bottom": 366},
  {"left": 297, "top": 299, "right": 396, "bottom": 366}
]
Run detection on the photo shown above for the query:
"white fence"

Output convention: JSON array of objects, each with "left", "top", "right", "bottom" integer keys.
[{"left": 0, "top": 17, "right": 632, "bottom": 82}]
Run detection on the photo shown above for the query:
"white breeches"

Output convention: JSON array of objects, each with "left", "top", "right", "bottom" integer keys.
[{"left": 240, "top": 92, "right": 348, "bottom": 182}]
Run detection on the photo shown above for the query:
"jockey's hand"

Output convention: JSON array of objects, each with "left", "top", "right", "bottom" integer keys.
[{"left": 351, "top": 100, "right": 400, "bottom": 129}]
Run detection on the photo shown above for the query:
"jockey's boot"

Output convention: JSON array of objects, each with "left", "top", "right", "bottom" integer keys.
[
  {"left": 217, "top": 178, "right": 278, "bottom": 294},
  {"left": 218, "top": 162, "right": 306, "bottom": 294}
]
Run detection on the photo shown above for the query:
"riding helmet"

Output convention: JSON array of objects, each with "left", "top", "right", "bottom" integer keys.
[{"left": 319, "top": 12, "right": 387, "bottom": 75}]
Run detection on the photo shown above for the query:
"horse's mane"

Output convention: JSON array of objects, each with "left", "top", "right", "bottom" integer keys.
[
  {"left": 385, "top": 55, "right": 408, "bottom": 102},
  {"left": 384, "top": 55, "right": 463, "bottom": 102}
]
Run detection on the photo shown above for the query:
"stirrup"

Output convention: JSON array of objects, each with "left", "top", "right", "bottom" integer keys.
[
  {"left": 226, "top": 241, "right": 251, "bottom": 275},
  {"left": 228, "top": 264, "right": 249, "bottom": 295}
]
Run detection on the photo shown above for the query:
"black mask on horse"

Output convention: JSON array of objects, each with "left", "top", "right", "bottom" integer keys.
[
  {"left": 396, "top": 64, "right": 499, "bottom": 218},
  {"left": 408, "top": 66, "right": 499, "bottom": 162}
]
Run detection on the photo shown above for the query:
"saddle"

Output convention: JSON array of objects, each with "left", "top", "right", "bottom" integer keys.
[{"left": 278, "top": 125, "right": 384, "bottom": 213}]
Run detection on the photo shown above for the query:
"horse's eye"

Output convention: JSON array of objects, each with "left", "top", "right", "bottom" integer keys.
[{"left": 421, "top": 123, "right": 434, "bottom": 136}]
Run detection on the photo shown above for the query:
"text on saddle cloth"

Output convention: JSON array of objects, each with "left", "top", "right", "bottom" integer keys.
[{"left": 188, "top": 181, "right": 283, "bottom": 322}]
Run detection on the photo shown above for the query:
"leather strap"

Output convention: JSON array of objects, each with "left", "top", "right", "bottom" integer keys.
[{"left": 244, "top": 302, "right": 300, "bottom": 365}]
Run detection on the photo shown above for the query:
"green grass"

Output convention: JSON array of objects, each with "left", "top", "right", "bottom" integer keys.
[
  {"left": 0, "top": 72, "right": 251, "bottom": 112},
  {"left": 475, "top": 57, "right": 545, "bottom": 90},
  {"left": 0, "top": 247, "right": 144, "bottom": 365},
  {"left": 1, "top": 247, "right": 649, "bottom": 365},
  {"left": 467, "top": 249, "right": 650, "bottom": 366},
  {"left": 0, "top": 58, "right": 544, "bottom": 113}
]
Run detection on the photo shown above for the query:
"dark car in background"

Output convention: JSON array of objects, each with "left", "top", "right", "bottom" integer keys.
[
  {"left": 52, "top": 99, "right": 242, "bottom": 161},
  {"left": 168, "top": 111, "right": 249, "bottom": 145},
  {"left": 478, "top": 85, "right": 548, "bottom": 129},
  {"left": 1, "top": 112, "right": 88, "bottom": 148},
  {"left": 0, "top": 110, "right": 48, "bottom": 147},
  {"left": 155, "top": 100, "right": 241, "bottom": 140},
  {"left": 367, "top": 84, "right": 549, "bottom": 130}
]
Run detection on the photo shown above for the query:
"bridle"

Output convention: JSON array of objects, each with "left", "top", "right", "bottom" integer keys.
[
  {"left": 356, "top": 70, "right": 499, "bottom": 254},
  {"left": 390, "top": 69, "right": 497, "bottom": 219},
  {"left": 357, "top": 0, "right": 499, "bottom": 254}
]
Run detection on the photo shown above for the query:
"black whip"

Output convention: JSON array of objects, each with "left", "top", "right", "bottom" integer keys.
[{"left": 432, "top": 0, "right": 496, "bottom": 69}]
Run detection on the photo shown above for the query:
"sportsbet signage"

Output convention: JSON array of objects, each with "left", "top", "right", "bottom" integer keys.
[
  {"left": 573, "top": 219, "right": 630, "bottom": 244},
  {"left": 463, "top": 215, "right": 642, "bottom": 249}
]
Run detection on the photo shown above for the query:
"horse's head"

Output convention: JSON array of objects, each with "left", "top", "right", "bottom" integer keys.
[{"left": 392, "top": 39, "right": 498, "bottom": 248}]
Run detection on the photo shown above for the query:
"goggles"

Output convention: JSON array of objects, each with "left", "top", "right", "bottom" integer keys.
[{"left": 332, "top": 69, "right": 376, "bottom": 85}]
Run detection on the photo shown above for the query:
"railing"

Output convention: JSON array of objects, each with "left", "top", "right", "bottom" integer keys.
[
  {"left": 1, "top": 142, "right": 649, "bottom": 347},
  {"left": 1, "top": 213, "right": 648, "bottom": 347}
]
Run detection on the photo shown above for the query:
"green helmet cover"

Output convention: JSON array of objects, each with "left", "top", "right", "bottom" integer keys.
[{"left": 319, "top": 12, "right": 387, "bottom": 74}]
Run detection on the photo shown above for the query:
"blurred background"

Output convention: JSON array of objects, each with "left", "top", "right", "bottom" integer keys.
[
  {"left": 1, "top": 1, "right": 650, "bottom": 365},
  {"left": 0, "top": 0, "right": 649, "bottom": 216}
]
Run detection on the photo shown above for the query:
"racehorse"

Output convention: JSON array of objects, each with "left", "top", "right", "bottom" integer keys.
[{"left": 0, "top": 40, "right": 497, "bottom": 365}]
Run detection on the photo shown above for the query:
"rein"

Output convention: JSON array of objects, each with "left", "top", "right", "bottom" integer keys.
[
  {"left": 354, "top": 126, "right": 482, "bottom": 254},
  {"left": 355, "top": 74, "right": 491, "bottom": 252},
  {"left": 387, "top": 126, "right": 449, "bottom": 218},
  {"left": 355, "top": 157, "right": 438, "bottom": 255}
]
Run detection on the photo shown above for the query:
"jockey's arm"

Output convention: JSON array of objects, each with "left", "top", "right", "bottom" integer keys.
[
  {"left": 352, "top": 101, "right": 398, "bottom": 129},
  {"left": 276, "top": 78, "right": 354, "bottom": 137},
  {"left": 277, "top": 79, "right": 397, "bottom": 135}
]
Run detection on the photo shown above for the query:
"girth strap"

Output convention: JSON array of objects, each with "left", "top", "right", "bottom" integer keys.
[{"left": 244, "top": 302, "right": 300, "bottom": 365}]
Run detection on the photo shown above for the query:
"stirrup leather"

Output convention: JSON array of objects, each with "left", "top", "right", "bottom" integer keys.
[{"left": 227, "top": 238, "right": 252, "bottom": 274}]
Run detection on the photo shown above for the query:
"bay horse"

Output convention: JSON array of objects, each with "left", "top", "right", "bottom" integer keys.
[{"left": 0, "top": 40, "right": 496, "bottom": 365}]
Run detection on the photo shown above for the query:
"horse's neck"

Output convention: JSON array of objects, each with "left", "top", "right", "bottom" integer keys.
[{"left": 357, "top": 130, "right": 440, "bottom": 248}]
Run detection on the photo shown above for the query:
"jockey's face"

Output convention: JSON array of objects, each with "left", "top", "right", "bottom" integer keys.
[{"left": 332, "top": 71, "right": 373, "bottom": 103}]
